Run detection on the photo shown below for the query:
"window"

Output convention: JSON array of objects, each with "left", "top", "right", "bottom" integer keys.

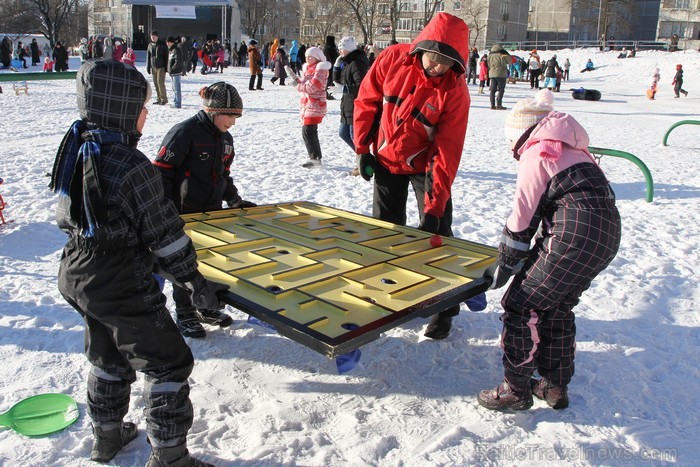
[
  {"left": 414, "top": 19, "right": 425, "bottom": 30},
  {"left": 436, "top": 2, "right": 445, "bottom": 12},
  {"left": 454, "top": 1, "right": 461, "bottom": 10},
  {"left": 399, "top": 18, "right": 412, "bottom": 30},
  {"left": 400, "top": 2, "right": 410, "bottom": 11},
  {"left": 349, "top": 24, "right": 355, "bottom": 33},
  {"left": 378, "top": 3, "right": 388, "bottom": 14},
  {"left": 303, "top": 25, "right": 314, "bottom": 36},
  {"left": 305, "top": 9, "right": 315, "bottom": 19}
]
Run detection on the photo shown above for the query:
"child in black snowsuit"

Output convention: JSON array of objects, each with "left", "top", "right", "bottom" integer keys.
[
  {"left": 672, "top": 64, "right": 688, "bottom": 98},
  {"left": 50, "top": 59, "right": 228, "bottom": 465},
  {"left": 478, "top": 90, "right": 621, "bottom": 411}
]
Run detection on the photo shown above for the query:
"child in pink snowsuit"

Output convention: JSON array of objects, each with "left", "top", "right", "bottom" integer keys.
[
  {"left": 288, "top": 46, "right": 331, "bottom": 168},
  {"left": 478, "top": 90, "right": 621, "bottom": 412}
]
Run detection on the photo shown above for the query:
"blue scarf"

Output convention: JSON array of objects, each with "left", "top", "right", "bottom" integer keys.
[{"left": 50, "top": 120, "right": 128, "bottom": 236}]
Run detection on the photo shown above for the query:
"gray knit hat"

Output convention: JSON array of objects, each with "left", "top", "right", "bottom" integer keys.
[{"left": 199, "top": 82, "right": 243, "bottom": 116}]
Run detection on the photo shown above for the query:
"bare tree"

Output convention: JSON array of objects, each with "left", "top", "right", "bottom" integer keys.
[
  {"left": 462, "top": 0, "right": 489, "bottom": 48},
  {"left": 343, "top": 0, "right": 383, "bottom": 45},
  {"left": 22, "top": 0, "right": 82, "bottom": 47},
  {"left": 422, "top": 0, "right": 440, "bottom": 26},
  {"left": 0, "top": 1, "right": 33, "bottom": 36}
]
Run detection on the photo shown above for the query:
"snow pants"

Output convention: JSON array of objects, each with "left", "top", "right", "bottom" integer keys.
[
  {"left": 302, "top": 124, "right": 322, "bottom": 161},
  {"left": 372, "top": 163, "right": 460, "bottom": 318},
  {"left": 58, "top": 239, "right": 195, "bottom": 447},
  {"left": 499, "top": 208, "right": 621, "bottom": 386}
]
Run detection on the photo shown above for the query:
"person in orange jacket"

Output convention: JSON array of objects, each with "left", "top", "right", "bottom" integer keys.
[{"left": 353, "top": 12, "right": 471, "bottom": 339}]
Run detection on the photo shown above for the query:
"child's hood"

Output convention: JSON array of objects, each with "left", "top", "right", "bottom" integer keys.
[{"left": 522, "top": 111, "right": 590, "bottom": 157}]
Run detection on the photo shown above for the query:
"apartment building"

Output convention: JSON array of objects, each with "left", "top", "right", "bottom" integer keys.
[
  {"left": 298, "top": 0, "right": 529, "bottom": 50},
  {"left": 658, "top": 0, "right": 700, "bottom": 50}
]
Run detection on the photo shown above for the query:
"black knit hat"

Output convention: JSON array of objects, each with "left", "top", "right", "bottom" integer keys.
[
  {"left": 77, "top": 59, "right": 150, "bottom": 136},
  {"left": 199, "top": 82, "right": 243, "bottom": 116}
]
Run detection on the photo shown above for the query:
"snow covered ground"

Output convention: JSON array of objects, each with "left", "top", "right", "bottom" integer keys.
[{"left": 0, "top": 47, "right": 698, "bottom": 466}]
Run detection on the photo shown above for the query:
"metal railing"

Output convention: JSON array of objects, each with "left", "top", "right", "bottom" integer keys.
[{"left": 487, "top": 40, "right": 670, "bottom": 52}]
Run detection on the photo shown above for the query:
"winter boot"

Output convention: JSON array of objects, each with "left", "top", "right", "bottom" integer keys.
[
  {"left": 196, "top": 309, "right": 233, "bottom": 327},
  {"left": 146, "top": 443, "right": 213, "bottom": 467},
  {"left": 176, "top": 308, "right": 206, "bottom": 338},
  {"left": 531, "top": 378, "right": 569, "bottom": 409},
  {"left": 683, "top": 90, "right": 688, "bottom": 97},
  {"left": 301, "top": 159, "right": 322, "bottom": 168},
  {"left": 91, "top": 422, "right": 138, "bottom": 463},
  {"left": 478, "top": 376, "right": 533, "bottom": 411},
  {"left": 424, "top": 313, "right": 452, "bottom": 340}
]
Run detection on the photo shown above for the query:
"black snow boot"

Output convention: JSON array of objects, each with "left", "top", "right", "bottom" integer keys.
[
  {"left": 424, "top": 313, "right": 452, "bottom": 340},
  {"left": 146, "top": 444, "right": 213, "bottom": 467},
  {"left": 91, "top": 422, "right": 138, "bottom": 463},
  {"left": 478, "top": 375, "right": 533, "bottom": 411},
  {"left": 531, "top": 378, "right": 569, "bottom": 409}
]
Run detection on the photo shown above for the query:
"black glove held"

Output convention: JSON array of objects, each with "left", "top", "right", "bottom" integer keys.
[
  {"left": 185, "top": 273, "right": 230, "bottom": 310},
  {"left": 358, "top": 153, "right": 377, "bottom": 181},
  {"left": 485, "top": 264, "right": 514, "bottom": 290},
  {"left": 226, "top": 195, "right": 257, "bottom": 209},
  {"left": 418, "top": 213, "right": 440, "bottom": 234}
]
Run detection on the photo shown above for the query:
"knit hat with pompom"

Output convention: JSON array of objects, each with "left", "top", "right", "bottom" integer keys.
[
  {"left": 200, "top": 82, "right": 243, "bottom": 117},
  {"left": 504, "top": 89, "right": 554, "bottom": 142}
]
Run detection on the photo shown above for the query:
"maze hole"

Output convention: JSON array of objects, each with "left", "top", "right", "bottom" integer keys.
[
  {"left": 277, "top": 249, "right": 290, "bottom": 255},
  {"left": 265, "top": 285, "right": 284, "bottom": 294},
  {"left": 341, "top": 323, "right": 359, "bottom": 331},
  {"left": 362, "top": 296, "right": 377, "bottom": 304},
  {"left": 343, "top": 229, "right": 357, "bottom": 234},
  {"left": 381, "top": 278, "right": 397, "bottom": 285},
  {"left": 243, "top": 223, "right": 255, "bottom": 227}
]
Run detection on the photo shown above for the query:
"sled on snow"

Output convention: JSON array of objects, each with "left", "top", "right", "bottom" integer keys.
[{"left": 571, "top": 88, "right": 601, "bottom": 101}]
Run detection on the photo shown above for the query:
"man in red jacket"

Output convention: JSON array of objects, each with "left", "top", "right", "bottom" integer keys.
[{"left": 353, "top": 12, "right": 471, "bottom": 339}]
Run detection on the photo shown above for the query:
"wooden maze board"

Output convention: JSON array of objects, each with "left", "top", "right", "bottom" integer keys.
[{"left": 182, "top": 202, "right": 497, "bottom": 357}]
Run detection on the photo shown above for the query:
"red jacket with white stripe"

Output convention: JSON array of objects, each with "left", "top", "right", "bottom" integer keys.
[{"left": 353, "top": 12, "right": 470, "bottom": 218}]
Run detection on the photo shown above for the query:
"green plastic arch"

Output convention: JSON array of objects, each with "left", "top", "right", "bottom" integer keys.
[
  {"left": 588, "top": 146, "right": 654, "bottom": 203},
  {"left": 662, "top": 120, "right": 700, "bottom": 146}
]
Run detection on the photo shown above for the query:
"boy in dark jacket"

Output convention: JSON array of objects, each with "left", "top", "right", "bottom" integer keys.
[
  {"left": 154, "top": 82, "right": 256, "bottom": 338},
  {"left": 166, "top": 36, "right": 184, "bottom": 108},
  {"left": 50, "top": 59, "right": 226, "bottom": 466},
  {"left": 332, "top": 36, "right": 369, "bottom": 175},
  {"left": 672, "top": 64, "right": 688, "bottom": 98}
]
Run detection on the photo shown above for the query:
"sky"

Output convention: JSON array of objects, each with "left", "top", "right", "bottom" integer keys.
[{"left": 0, "top": 47, "right": 699, "bottom": 466}]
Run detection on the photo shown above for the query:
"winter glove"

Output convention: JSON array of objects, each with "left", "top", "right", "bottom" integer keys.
[
  {"left": 226, "top": 195, "right": 257, "bottom": 209},
  {"left": 184, "top": 272, "right": 230, "bottom": 310},
  {"left": 358, "top": 153, "right": 378, "bottom": 181},
  {"left": 418, "top": 213, "right": 440, "bottom": 234},
  {"left": 285, "top": 65, "right": 300, "bottom": 86},
  {"left": 484, "top": 263, "right": 514, "bottom": 290}
]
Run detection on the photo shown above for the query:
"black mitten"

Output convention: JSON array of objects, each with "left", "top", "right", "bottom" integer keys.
[
  {"left": 184, "top": 273, "right": 229, "bottom": 310},
  {"left": 358, "top": 153, "right": 377, "bottom": 181},
  {"left": 418, "top": 213, "right": 440, "bottom": 234},
  {"left": 485, "top": 264, "right": 514, "bottom": 290}
]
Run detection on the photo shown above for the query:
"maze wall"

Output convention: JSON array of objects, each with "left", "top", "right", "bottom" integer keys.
[{"left": 182, "top": 202, "right": 497, "bottom": 357}]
